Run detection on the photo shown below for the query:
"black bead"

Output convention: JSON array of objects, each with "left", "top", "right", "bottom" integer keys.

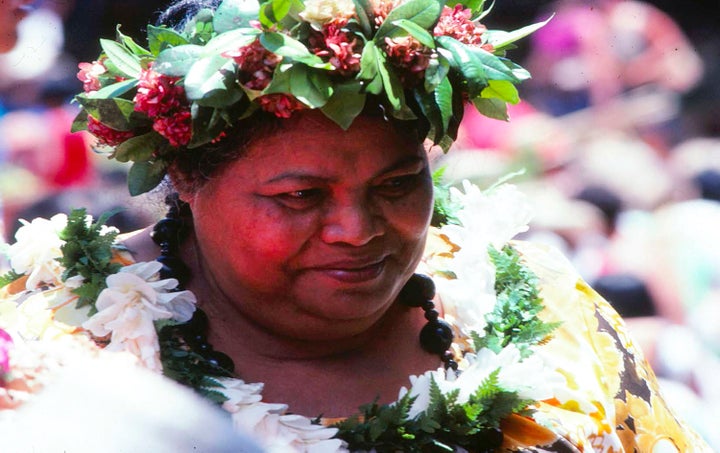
[
  {"left": 445, "top": 360, "right": 458, "bottom": 371},
  {"left": 398, "top": 274, "right": 436, "bottom": 307},
  {"left": 206, "top": 351, "right": 235, "bottom": 373},
  {"left": 424, "top": 309, "right": 439, "bottom": 322},
  {"left": 474, "top": 428, "right": 503, "bottom": 451},
  {"left": 156, "top": 255, "right": 191, "bottom": 286},
  {"left": 419, "top": 319, "right": 453, "bottom": 355},
  {"left": 184, "top": 309, "right": 209, "bottom": 335},
  {"left": 151, "top": 218, "right": 183, "bottom": 248},
  {"left": 421, "top": 300, "right": 435, "bottom": 311}
]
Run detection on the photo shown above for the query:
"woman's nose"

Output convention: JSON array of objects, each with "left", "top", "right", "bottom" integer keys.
[{"left": 320, "top": 199, "right": 383, "bottom": 246}]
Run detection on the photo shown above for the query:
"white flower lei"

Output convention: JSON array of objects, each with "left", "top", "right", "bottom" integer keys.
[{"left": 0, "top": 181, "right": 563, "bottom": 452}]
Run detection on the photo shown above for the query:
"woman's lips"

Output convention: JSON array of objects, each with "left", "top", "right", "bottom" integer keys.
[{"left": 311, "top": 259, "right": 386, "bottom": 284}]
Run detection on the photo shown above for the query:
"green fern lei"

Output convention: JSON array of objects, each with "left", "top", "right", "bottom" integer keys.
[
  {"left": 334, "top": 245, "right": 555, "bottom": 451},
  {"left": 475, "top": 245, "right": 560, "bottom": 359},
  {"left": 335, "top": 371, "right": 533, "bottom": 451},
  {"left": 57, "top": 208, "right": 122, "bottom": 315},
  {"left": 0, "top": 269, "right": 23, "bottom": 289}
]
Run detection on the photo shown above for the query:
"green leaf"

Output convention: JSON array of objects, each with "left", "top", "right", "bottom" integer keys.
[
  {"left": 351, "top": 0, "right": 374, "bottom": 37},
  {"left": 321, "top": 81, "right": 366, "bottom": 130},
  {"left": 375, "top": 48, "right": 405, "bottom": 111},
  {"left": 0, "top": 269, "right": 23, "bottom": 289},
  {"left": 288, "top": 65, "right": 332, "bottom": 107},
  {"left": 471, "top": 97, "right": 508, "bottom": 121},
  {"left": 258, "top": 0, "right": 293, "bottom": 28},
  {"left": 437, "top": 37, "right": 522, "bottom": 97},
  {"left": 70, "top": 109, "right": 89, "bottom": 133},
  {"left": 112, "top": 132, "right": 165, "bottom": 163},
  {"left": 128, "top": 160, "right": 169, "bottom": 196},
  {"left": 424, "top": 54, "right": 450, "bottom": 92},
  {"left": 481, "top": 79, "right": 519, "bottom": 104},
  {"left": 375, "top": 0, "right": 442, "bottom": 40},
  {"left": 214, "top": 0, "right": 261, "bottom": 33},
  {"left": 75, "top": 97, "right": 143, "bottom": 131},
  {"left": 447, "top": 0, "right": 485, "bottom": 15},
  {"left": 154, "top": 44, "right": 206, "bottom": 77},
  {"left": 203, "top": 27, "right": 261, "bottom": 55},
  {"left": 147, "top": 25, "right": 190, "bottom": 55},
  {"left": 435, "top": 76, "right": 453, "bottom": 131},
  {"left": 358, "top": 41, "right": 383, "bottom": 95},
  {"left": 259, "top": 32, "right": 330, "bottom": 69},
  {"left": 116, "top": 26, "right": 152, "bottom": 57},
  {"left": 84, "top": 78, "right": 139, "bottom": 100},
  {"left": 486, "top": 15, "right": 553, "bottom": 53},
  {"left": 100, "top": 39, "right": 142, "bottom": 78},
  {"left": 391, "top": 19, "right": 436, "bottom": 48},
  {"left": 185, "top": 55, "right": 242, "bottom": 106}
]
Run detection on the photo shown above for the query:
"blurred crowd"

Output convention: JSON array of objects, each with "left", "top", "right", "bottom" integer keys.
[{"left": 1, "top": 0, "right": 719, "bottom": 447}]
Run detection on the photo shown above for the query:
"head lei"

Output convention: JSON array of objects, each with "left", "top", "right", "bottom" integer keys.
[{"left": 73, "top": 0, "right": 547, "bottom": 195}]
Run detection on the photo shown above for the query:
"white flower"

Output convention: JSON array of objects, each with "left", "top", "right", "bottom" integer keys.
[
  {"left": 7, "top": 214, "right": 68, "bottom": 290},
  {"left": 299, "top": 0, "right": 356, "bottom": 29},
  {"left": 399, "top": 346, "right": 563, "bottom": 420},
  {"left": 429, "top": 182, "right": 533, "bottom": 335},
  {"left": 221, "top": 378, "right": 345, "bottom": 452},
  {"left": 82, "top": 261, "right": 196, "bottom": 371}
]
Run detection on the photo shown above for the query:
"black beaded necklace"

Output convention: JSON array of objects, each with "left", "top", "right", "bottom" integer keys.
[{"left": 150, "top": 195, "right": 458, "bottom": 376}]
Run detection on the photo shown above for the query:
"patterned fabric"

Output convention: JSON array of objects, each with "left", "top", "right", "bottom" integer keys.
[{"left": 505, "top": 241, "right": 711, "bottom": 452}]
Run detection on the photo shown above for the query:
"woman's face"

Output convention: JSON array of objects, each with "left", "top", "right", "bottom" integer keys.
[
  {"left": 0, "top": 0, "right": 30, "bottom": 52},
  {"left": 182, "top": 112, "right": 434, "bottom": 339}
]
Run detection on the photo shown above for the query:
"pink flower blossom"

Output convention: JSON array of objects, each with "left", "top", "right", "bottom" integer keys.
[
  {"left": 370, "top": 0, "right": 403, "bottom": 28},
  {"left": 77, "top": 60, "right": 107, "bottom": 93},
  {"left": 87, "top": 116, "right": 136, "bottom": 146},
  {"left": 223, "top": 40, "right": 281, "bottom": 91},
  {"left": 434, "top": 5, "right": 491, "bottom": 50},
  {"left": 257, "top": 94, "right": 305, "bottom": 118},
  {"left": 308, "top": 24, "right": 362, "bottom": 76},
  {"left": 133, "top": 68, "right": 187, "bottom": 118},
  {"left": 383, "top": 35, "right": 432, "bottom": 86},
  {"left": 153, "top": 110, "right": 192, "bottom": 147},
  {"left": 0, "top": 328, "right": 12, "bottom": 380}
]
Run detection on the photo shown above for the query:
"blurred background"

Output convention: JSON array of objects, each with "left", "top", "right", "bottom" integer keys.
[{"left": 1, "top": 0, "right": 720, "bottom": 446}]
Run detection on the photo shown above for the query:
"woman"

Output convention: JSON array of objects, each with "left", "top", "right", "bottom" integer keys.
[{"left": 0, "top": 0, "right": 710, "bottom": 450}]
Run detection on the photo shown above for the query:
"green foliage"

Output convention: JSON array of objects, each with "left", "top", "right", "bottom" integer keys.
[
  {"left": 57, "top": 209, "right": 122, "bottom": 314},
  {"left": 335, "top": 372, "right": 531, "bottom": 451},
  {"left": 76, "top": 0, "right": 549, "bottom": 194},
  {"left": 158, "top": 325, "right": 233, "bottom": 403},
  {"left": 475, "top": 245, "right": 560, "bottom": 357},
  {"left": 431, "top": 167, "right": 460, "bottom": 227},
  {"left": 0, "top": 269, "right": 23, "bottom": 289}
]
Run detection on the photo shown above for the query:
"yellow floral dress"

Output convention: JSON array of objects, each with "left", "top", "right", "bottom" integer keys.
[{"left": 496, "top": 241, "right": 711, "bottom": 452}]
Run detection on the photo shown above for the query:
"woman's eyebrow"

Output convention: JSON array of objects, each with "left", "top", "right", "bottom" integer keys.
[{"left": 263, "top": 156, "right": 424, "bottom": 184}]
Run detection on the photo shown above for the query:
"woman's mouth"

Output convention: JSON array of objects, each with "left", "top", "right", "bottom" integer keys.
[{"left": 311, "top": 259, "right": 386, "bottom": 284}]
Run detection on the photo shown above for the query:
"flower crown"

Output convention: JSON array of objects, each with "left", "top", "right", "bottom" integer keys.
[{"left": 73, "top": 0, "right": 547, "bottom": 195}]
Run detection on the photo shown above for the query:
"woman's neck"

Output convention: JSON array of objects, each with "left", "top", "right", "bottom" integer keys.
[{"left": 123, "top": 227, "right": 441, "bottom": 416}]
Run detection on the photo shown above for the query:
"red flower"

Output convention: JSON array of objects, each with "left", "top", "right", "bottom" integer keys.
[
  {"left": 153, "top": 110, "right": 192, "bottom": 147},
  {"left": 257, "top": 94, "right": 305, "bottom": 118},
  {"left": 77, "top": 60, "right": 107, "bottom": 93},
  {"left": 434, "top": 5, "right": 491, "bottom": 50},
  {"left": 133, "top": 68, "right": 187, "bottom": 118},
  {"left": 383, "top": 35, "right": 432, "bottom": 86},
  {"left": 308, "top": 24, "right": 362, "bottom": 76},
  {"left": 223, "top": 40, "right": 281, "bottom": 91},
  {"left": 87, "top": 116, "right": 135, "bottom": 146}
]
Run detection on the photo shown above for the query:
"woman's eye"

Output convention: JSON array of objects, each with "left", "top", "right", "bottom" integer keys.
[
  {"left": 375, "top": 174, "right": 420, "bottom": 197},
  {"left": 275, "top": 189, "right": 324, "bottom": 209}
]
